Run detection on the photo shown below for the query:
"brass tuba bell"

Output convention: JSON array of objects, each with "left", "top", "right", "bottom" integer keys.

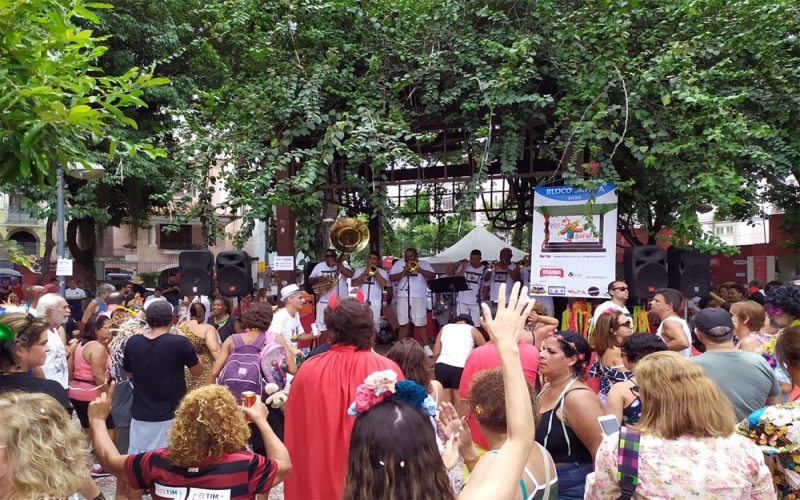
[{"left": 312, "top": 218, "right": 370, "bottom": 295}]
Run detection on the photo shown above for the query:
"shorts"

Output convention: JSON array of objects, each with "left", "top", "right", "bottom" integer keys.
[
  {"left": 369, "top": 304, "right": 381, "bottom": 333},
  {"left": 129, "top": 418, "right": 172, "bottom": 454},
  {"left": 70, "top": 398, "right": 115, "bottom": 430},
  {"left": 457, "top": 303, "right": 481, "bottom": 326},
  {"left": 116, "top": 426, "right": 130, "bottom": 455},
  {"left": 434, "top": 363, "right": 464, "bottom": 390},
  {"left": 396, "top": 297, "right": 427, "bottom": 326}
]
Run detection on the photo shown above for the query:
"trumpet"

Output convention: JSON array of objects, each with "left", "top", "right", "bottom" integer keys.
[
  {"left": 487, "top": 260, "right": 506, "bottom": 272},
  {"left": 366, "top": 265, "right": 379, "bottom": 277},
  {"left": 405, "top": 260, "right": 419, "bottom": 273},
  {"left": 518, "top": 257, "right": 530, "bottom": 267}
]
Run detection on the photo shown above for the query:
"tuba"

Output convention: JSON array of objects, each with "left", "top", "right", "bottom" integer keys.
[{"left": 312, "top": 218, "right": 370, "bottom": 295}]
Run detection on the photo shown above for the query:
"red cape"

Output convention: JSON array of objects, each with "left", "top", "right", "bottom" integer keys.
[{"left": 284, "top": 344, "right": 403, "bottom": 500}]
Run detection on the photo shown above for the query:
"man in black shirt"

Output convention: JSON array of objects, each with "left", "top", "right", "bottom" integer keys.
[{"left": 159, "top": 275, "right": 181, "bottom": 315}]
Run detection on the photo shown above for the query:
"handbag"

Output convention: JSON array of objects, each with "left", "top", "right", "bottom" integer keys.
[{"left": 616, "top": 426, "right": 641, "bottom": 500}]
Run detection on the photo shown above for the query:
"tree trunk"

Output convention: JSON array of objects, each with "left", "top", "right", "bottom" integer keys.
[
  {"left": 67, "top": 217, "right": 98, "bottom": 290},
  {"left": 36, "top": 215, "right": 56, "bottom": 285}
]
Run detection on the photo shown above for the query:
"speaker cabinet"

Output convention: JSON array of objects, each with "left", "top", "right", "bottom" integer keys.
[
  {"left": 179, "top": 250, "right": 214, "bottom": 296},
  {"left": 216, "top": 251, "right": 252, "bottom": 297},
  {"left": 624, "top": 246, "right": 668, "bottom": 300},
  {"left": 668, "top": 248, "right": 711, "bottom": 297}
]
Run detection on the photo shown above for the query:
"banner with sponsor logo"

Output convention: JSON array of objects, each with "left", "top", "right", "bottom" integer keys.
[{"left": 529, "top": 183, "right": 618, "bottom": 298}]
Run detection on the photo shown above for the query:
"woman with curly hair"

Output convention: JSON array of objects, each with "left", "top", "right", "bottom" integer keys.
[
  {"left": 90, "top": 383, "right": 291, "bottom": 499},
  {"left": 440, "top": 368, "right": 559, "bottom": 500},
  {"left": 766, "top": 282, "right": 800, "bottom": 330},
  {"left": 0, "top": 391, "right": 89, "bottom": 500},
  {"left": 588, "top": 310, "right": 634, "bottom": 405},
  {"left": 536, "top": 331, "right": 604, "bottom": 500}
]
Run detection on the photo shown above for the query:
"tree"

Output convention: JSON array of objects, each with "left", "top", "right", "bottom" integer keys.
[
  {"left": 175, "top": 0, "right": 799, "bottom": 257},
  {"left": 0, "top": 0, "right": 168, "bottom": 269}
]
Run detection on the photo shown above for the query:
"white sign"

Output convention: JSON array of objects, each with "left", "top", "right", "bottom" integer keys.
[
  {"left": 273, "top": 256, "right": 295, "bottom": 271},
  {"left": 56, "top": 259, "right": 73, "bottom": 277},
  {"left": 529, "top": 183, "right": 619, "bottom": 298}
]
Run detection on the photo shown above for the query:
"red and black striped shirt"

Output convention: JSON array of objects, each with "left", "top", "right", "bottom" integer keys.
[{"left": 123, "top": 448, "right": 278, "bottom": 500}]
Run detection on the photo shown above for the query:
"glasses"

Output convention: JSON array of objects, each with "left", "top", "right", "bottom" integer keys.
[
  {"left": 612, "top": 287, "right": 629, "bottom": 292},
  {"left": 618, "top": 319, "right": 633, "bottom": 328}
]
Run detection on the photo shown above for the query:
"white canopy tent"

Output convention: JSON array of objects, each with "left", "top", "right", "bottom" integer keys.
[{"left": 423, "top": 226, "right": 528, "bottom": 273}]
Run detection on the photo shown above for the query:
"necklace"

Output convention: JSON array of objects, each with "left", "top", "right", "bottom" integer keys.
[{"left": 214, "top": 315, "right": 230, "bottom": 328}]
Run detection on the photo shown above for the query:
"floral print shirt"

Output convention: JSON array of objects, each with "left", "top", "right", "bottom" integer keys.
[
  {"left": 739, "top": 403, "right": 800, "bottom": 499},
  {"left": 585, "top": 432, "right": 776, "bottom": 499}
]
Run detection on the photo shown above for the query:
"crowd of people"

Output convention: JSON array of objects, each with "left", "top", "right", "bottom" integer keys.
[{"left": 1, "top": 255, "right": 800, "bottom": 499}]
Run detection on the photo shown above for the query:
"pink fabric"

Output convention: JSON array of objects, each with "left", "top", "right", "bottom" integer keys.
[
  {"left": 68, "top": 341, "right": 107, "bottom": 402},
  {"left": 458, "top": 340, "right": 540, "bottom": 450}
]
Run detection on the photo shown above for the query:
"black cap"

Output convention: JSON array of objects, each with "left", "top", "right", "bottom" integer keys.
[
  {"left": 691, "top": 308, "right": 734, "bottom": 336},
  {"left": 453, "top": 314, "right": 475, "bottom": 326}
]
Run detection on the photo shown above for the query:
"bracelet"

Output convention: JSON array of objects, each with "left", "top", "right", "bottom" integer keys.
[{"left": 462, "top": 453, "right": 481, "bottom": 466}]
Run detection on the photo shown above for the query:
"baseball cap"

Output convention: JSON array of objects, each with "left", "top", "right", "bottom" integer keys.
[
  {"left": 280, "top": 284, "right": 303, "bottom": 302},
  {"left": 691, "top": 308, "right": 734, "bottom": 336},
  {"left": 145, "top": 300, "right": 174, "bottom": 317},
  {"left": 452, "top": 314, "right": 475, "bottom": 326}
]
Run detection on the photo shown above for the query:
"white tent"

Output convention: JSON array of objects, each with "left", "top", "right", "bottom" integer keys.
[{"left": 424, "top": 226, "right": 528, "bottom": 273}]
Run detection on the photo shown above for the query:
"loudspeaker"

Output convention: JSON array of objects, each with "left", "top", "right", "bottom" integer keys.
[
  {"left": 624, "top": 246, "right": 668, "bottom": 300},
  {"left": 668, "top": 248, "right": 711, "bottom": 296},
  {"left": 179, "top": 250, "right": 214, "bottom": 296},
  {"left": 303, "top": 261, "right": 319, "bottom": 295},
  {"left": 216, "top": 251, "right": 252, "bottom": 297}
]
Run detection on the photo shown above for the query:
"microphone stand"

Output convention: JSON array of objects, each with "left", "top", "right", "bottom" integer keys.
[
  {"left": 366, "top": 271, "right": 373, "bottom": 306},
  {"left": 403, "top": 269, "right": 412, "bottom": 332}
]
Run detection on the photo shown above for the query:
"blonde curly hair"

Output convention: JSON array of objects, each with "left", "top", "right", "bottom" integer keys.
[
  {"left": 167, "top": 385, "right": 251, "bottom": 467},
  {"left": 0, "top": 392, "right": 88, "bottom": 500}
]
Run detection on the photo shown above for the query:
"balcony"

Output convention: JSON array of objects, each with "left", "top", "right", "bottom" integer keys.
[{"left": 4, "top": 209, "right": 41, "bottom": 225}]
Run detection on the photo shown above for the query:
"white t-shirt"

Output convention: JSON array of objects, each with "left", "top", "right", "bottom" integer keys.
[
  {"left": 656, "top": 316, "right": 693, "bottom": 357},
  {"left": 590, "top": 301, "right": 631, "bottom": 326},
  {"left": 437, "top": 323, "right": 476, "bottom": 368},
  {"left": 64, "top": 287, "right": 86, "bottom": 301},
  {"left": 353, "top": 267, "right": 389, "bottom": 305},
  {"left": 487, "top": 263, "right": 518, "bottom": 302},
  {"left": 390, "top": 259, "right": 434, "bottom": 298},
  {"left": 457, "top": 263, "right": 485, "bottom": 305},
  {"left": 271, "top": 308, "right": 305, "bottom": 347},
  {"left": 310, "top": 261, "right": 353, "bottom": 302},
  {"left": 143, "top": 295, "right": 167, "bottom": 310},
  {"left": 520, "top": 266, "right": 531, "bottom": 288},
  {"left": 43, "top": 328, "right": 69, "bottom": 389}
]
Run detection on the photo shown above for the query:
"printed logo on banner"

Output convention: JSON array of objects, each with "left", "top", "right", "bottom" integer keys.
[
  {"left": 540, "top": 268, "right": 564, "bottom": 278},
  {"left": 548, "top": 286, "right": 566, "bottom": 295},
  {"left": 550, "top": 216, "right": 601, "bottom": 244},
  {"left": 530, "top": 286, "right": 547, "bottom": 294},
  {"left": 567, "top": 289, "right": 587, "bottom": 295}
]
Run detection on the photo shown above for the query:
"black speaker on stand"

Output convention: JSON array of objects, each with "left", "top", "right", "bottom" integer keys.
[
  {"left": 668, "top": 248, "right": 711, "bottom": 297},
  {"left": 216, "top": 251, "right": 253, "bottom": 297},
  {"left": 623, "top": 246, "right": 668, "bottom": 300},
  {"left": 179, "top": 250, "right": 215, "bottom": 296}
]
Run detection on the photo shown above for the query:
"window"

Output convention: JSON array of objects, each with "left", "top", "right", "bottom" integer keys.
[
  {"left": 8, "top": 230, "right": 37, "bottom": 256},
  {"left": 159, "top": 225, "right": 197, "bottom": 250},
  {"left": 714, "top": 225, "right": 733, "bottom": 236}
]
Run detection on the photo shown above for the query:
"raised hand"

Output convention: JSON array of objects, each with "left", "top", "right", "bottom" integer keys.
[
  {"left": 480, "top": 282, "right": 536, "bottom": 348},
  {"left": 436, "top": 401, "right": 464, "bottom": 440}
]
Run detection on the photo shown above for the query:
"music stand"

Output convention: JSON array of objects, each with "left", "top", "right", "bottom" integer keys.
[{"left": 429, "top": 276, "right": 470, "bottom": 318}]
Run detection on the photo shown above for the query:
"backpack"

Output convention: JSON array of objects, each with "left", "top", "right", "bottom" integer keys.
[
  {"left": 218, "top": 332, "right": 266, "bottom": 404},
  {"left": 616, "top": 426, "right": 641, "bottom": 500},
  {"left": 260, "top": 331, "right": 288, "bottom": 391}
]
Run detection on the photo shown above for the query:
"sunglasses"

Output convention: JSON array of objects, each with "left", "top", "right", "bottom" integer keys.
[
  {"left": 324, "top": 254, "right": 336, "bottom": 258},
  {"left": 612, "top": 286, "right": 629, "bottom": 292},
  {"left": 617, "top": 318, "right": 633, "bottom": 328}
]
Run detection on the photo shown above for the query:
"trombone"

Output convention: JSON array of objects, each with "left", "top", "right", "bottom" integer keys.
[
  {"left": 487, "top": 260, "right": 506, "bottom": 272},
  {"left": 311, "top": 218, "right": 370, "bottom": 295},
  {"left": 405, "top": 260, "right": 419, "bottom": 274}
]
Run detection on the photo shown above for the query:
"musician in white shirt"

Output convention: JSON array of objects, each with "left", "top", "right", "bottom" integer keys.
[
  {"left": 454, "top": 249, "right": 486, "bottom": 326},
  {"left": 351, "top": 251, "right": 389, "bottom": 333},
  {"left": 308, "top": 248, "right": 354, "bottom": 342},
  {"left": 389, "top": 248, "right": 435, "bottom": 351},
  {"left": 482, "top": 248, "right": 520, "bottom": 303}
]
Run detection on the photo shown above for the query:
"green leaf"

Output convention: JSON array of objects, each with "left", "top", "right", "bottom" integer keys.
[{"left": 661, "top": 94, "right": 671, "bottom": 106}]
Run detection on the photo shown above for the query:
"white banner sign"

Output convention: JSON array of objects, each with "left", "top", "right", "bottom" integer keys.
[
  {"left": 530, "top": 183, "right": 618, "bottom": 298},
  {"left": 273, "top": 256, "right": 295, "bottom": 271}
]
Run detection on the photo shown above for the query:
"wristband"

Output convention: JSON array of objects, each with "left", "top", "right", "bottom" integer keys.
[{"left": 462, "top": 453, "right": 481, "bottom": 466}]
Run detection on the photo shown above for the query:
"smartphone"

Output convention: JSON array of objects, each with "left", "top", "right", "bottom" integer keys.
[{"left": 597, "top": 415, "right": 621, "bottom": 436}]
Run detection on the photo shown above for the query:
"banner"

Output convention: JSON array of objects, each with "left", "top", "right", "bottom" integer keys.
[{"left": 529, "top": 183, "right": 618, "bottom": 298}]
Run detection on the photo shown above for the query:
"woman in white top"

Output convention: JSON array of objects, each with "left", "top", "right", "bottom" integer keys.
[{"left": 432, "top": 314, "right": 486, "bottom": 407}]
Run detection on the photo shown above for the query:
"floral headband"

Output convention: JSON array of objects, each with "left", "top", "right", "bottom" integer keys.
[
  {"left": 347, "top": 370, "right": 437, "bottom": 418},
  {"left": 554, "top": 334, "right": 585, "bottom": 360}
]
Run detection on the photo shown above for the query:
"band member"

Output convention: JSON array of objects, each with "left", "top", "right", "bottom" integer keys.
[
  {"left": 454, "top": 249, "right": 486, "bottom": 326},
  {"left": 519, "top": 253, "right": 556, "bottom": 316},
  {"left": 482, "top": 247, "right": 520, "bottom": 303},
  {"left": 389, "top": 248, "right": 435, "bottom": 352},
  {"left": 308, "top": 248, "right": 354, "bottom": 342},
  {"left": 351, "top": 251, "right": 389, "bottom": 333}
]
